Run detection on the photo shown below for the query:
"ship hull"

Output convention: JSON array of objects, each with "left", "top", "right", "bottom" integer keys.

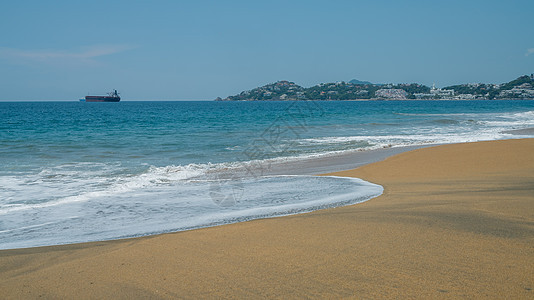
[{"left": 85, "top": 96, "right": 120, "bottom": 102}]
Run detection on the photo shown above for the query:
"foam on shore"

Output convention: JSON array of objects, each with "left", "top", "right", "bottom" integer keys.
[{"left": 0, "top": 175, "right": 382, "bottom": 250}]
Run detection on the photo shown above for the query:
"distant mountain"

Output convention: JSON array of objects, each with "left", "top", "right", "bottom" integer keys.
[
  {"left": 217, "top": 75, "right": 534, "bottom": 101},
  {"left": 348, "top": 79, "right": 373, "bottom": 85}
]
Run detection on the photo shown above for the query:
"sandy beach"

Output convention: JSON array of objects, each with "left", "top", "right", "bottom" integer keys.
[{"left": 1, "top": 138, "right": 533, "bottom": 299}]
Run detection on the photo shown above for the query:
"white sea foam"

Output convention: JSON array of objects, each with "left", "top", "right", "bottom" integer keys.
[
  {"left": 2, "top": 104, "right": 534, "bottom": 250},
  {"left": 0, "top": 175, "right": 382, "bottom": 250},
  {"left": 509, "top": 110, "right": 534, "bottom": 118},
  {"left": 394, "top": 112, "right": 482, "bottom": 117},
  {"left": 295, "top": 132, "right": 505, "bottom": 150},
  {"left": 295, "top": 110, "right": 534, "bottom": 150},
  {"left": 2, "top": 107, "right": 532, "bottom": 217}
]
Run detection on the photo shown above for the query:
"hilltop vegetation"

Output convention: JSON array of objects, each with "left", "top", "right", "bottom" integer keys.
[{"left": 218, "top": 75, "right": 534, "bottom": 101}]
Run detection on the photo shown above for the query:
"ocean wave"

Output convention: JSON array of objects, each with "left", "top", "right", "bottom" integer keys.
[
  {"left": 395, "top": 110, "right": 534, "bottom": 120},
  {"left": 394, "top": 112, "right": 480, "bottom": 117},
  {"left": 0, "top": 175, "right": 383, "bottom": 250},
  {"left": 508, "top": 110, "right": 534, "bottom": 118},
  {"left": 296, "top": 132, "right": 502, "bottom": 145},
  {"left": 429, "top": 119, "right": 460, "bottom": 125},
  {"left": 2, "top": 116, "right": 533, "bottom": 216},
  {"left": 2, "top": 104, "right": 534, "bottom": 232}
]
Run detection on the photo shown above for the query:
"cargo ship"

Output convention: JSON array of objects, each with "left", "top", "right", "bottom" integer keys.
[{"left": 84, "top": 90, "right": 121, "bottom": 102}]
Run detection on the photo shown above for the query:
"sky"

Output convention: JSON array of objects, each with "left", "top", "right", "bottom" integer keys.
[{"left": 1, "top": 0, "right": 533, "bottom": 100}]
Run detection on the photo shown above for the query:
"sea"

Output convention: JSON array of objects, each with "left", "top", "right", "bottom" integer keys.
[{"left": 1, "top": 100, "right": 533, "bottom": 249}]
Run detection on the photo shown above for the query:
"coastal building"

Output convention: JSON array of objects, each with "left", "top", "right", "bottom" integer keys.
[
  {"left": 413, "top": 93, "right": 434, "bottom": 100},
  {"left": 375, "top": 89, "right": 408, "bottom": 100},
  {"left": 458, "top": 94, "right": 475, "bottom": 100},
  {"left": 498, "top": 83, "right": 534, "bottom": 99},
  {"left": 430, "top": 84, "right": 455, "bottom": 98}
]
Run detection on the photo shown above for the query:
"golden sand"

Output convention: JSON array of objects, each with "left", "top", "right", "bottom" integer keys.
[{"left": 1, "top": 139, "right": 533, "bottom": 299}]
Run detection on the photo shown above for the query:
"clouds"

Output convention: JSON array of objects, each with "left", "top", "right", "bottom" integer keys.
[
  {"left": 526, "top": 48, "right": 534, "bottom": 57},
  {"left": 0, "top": 44, "right": 136, "bottom": 65}
]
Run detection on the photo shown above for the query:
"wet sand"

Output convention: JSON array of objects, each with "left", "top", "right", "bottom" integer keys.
[
  {"left": 1, "top": 139, "right": 533, "bottom": 298},
  {"left": 502, "top": 127, "right": 534, "bottom": 136}
]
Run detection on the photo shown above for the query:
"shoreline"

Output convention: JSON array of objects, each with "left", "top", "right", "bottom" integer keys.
[
  {"left": 1, "top": 139, "right": 533, "bottom": 298},
  {"left": 0, "top": 144, "right": 430, "bottom": 251},
  {"left": 246, "top": 144, "right": 432, "bottom": 176},
  {"left": 1, "top": 137, "right": 526, "bottom": 251},
  {"left": 503, "top": 127, "right": 534, "bottom": 135}
]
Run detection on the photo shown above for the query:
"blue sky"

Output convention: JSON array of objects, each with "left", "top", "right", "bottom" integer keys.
[{"left": 1, "top": 0, "right": 533, "bottom": 100}]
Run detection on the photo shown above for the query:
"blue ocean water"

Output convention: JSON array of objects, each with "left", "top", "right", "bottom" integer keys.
[{"left": 1, "top": 100, "right": 533, "bottom": 249}]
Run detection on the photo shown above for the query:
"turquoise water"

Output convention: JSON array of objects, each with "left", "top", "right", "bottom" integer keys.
[{"left": 1, "top": 100, "right": 533, "bottom": 249}]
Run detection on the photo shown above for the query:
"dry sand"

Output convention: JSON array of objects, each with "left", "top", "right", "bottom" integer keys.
[{"left": 1, "top": 139, "right": 533, "bottom": 299}]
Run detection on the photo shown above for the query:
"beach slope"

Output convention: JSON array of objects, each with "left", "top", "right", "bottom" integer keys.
[{"left": 1, "top": 139, "right": 533, "bottom": 298}]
